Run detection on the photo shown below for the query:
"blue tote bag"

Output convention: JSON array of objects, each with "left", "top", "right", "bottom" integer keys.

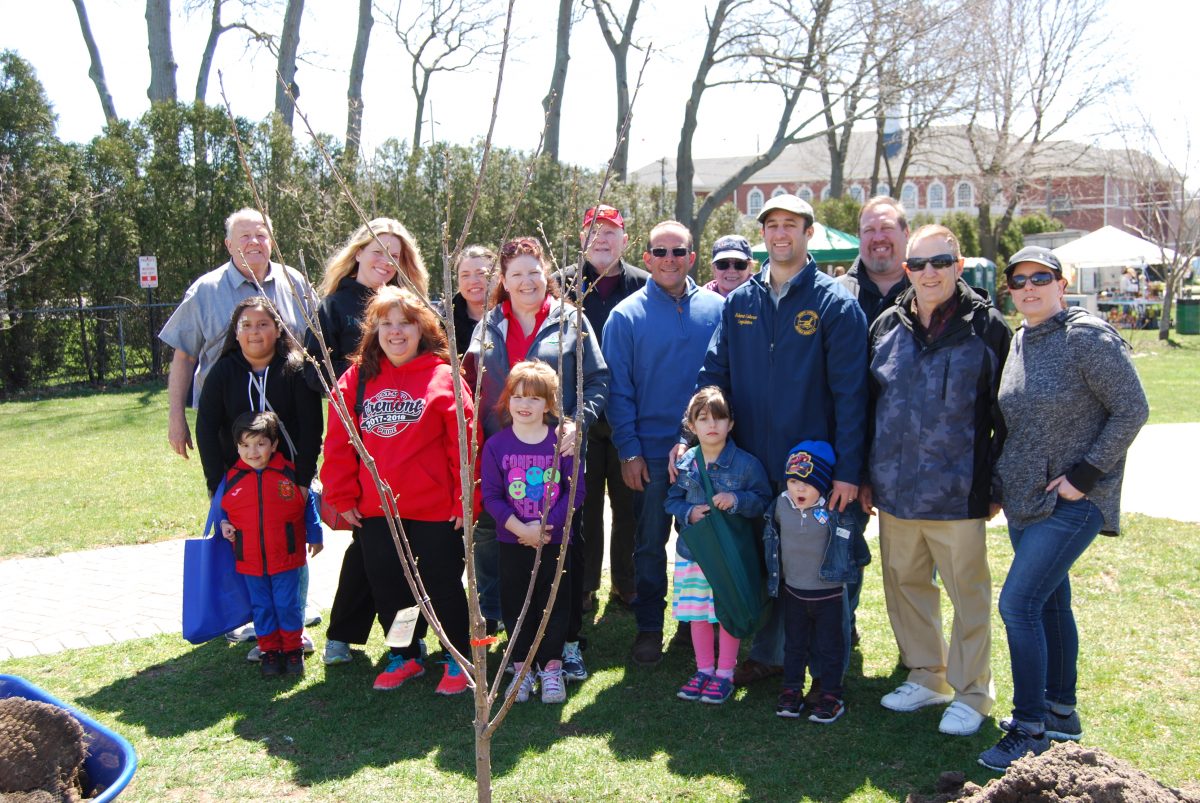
[{"left": 182, "top": 477, "right": 252, "bottom": 644}]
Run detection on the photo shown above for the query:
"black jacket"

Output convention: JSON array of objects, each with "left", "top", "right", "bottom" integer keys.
[
  {"left": 836, "top": 259, "right": 910, "bottom": 328},
  {"left": 555, "top": 259, "right": 650, "bottom": 350},
  {"left": 304, "top": 276, "right": 372, "bottom": 392},
  {"left": 196, "top": 349, "right": 324, "bottom": 494}
]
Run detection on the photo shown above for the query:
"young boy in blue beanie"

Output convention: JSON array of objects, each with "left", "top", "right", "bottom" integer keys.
[{"left": 766, "top": 440, "right": 850, "bottom": 723}]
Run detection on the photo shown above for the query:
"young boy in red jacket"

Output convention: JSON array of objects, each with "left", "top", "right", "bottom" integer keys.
[{"left": 220, "top": 411, "right": 322, "bottom": 677}]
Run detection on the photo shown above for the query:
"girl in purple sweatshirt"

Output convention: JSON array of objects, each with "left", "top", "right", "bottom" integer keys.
[{"left": 481, "top": 361, "right": 585, "bottom": 704}]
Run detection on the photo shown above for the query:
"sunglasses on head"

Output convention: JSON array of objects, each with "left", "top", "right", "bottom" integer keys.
[
  {"left": 650, "top": 246, "right": 691, "bottom": 258},
  {"left": 905, "top": 254, "right": 957, "bottom": 271},
  {"left": 713, "top": 259, "right": 749, "bottom": 271},
  {"left": 1006, "top": 271, "right": 1058, "bottom": 290}
]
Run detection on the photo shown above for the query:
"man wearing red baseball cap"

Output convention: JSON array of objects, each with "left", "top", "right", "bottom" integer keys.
[{"left": 556, "top": 205, "right": 649, "bottom": 637}]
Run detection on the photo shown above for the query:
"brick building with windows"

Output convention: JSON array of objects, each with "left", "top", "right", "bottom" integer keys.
[{"left": 631, "top": 125, "right": 1173, "bottom": 236}]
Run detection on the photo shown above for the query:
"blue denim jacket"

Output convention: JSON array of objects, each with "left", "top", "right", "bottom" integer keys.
[
  {"left": 664, "top": 443, "right": 772, "bottom": 561},
  {"left": 762, "top": 494, "right": 871, "bottom": 597}
]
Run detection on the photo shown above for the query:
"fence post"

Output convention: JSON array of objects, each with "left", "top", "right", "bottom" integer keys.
[
  {"left": 147, "top": 288, "right": 160, "bottom": 376},
  {"left": 117, "top": 308, "right": 128, "bottom": 383}
]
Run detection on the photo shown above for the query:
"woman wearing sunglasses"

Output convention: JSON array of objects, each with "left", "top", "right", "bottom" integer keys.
[
  {"left": 703, "top": 235, "right": 756, "bottom": 298},
  {"left": 979, "top": 246, "right": 1148, "bottom": 771}
]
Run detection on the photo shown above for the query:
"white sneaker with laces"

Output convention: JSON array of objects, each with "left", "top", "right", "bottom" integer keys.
[
  {"left": 881, "top": 681, "right": 954, "bottom": 712},
  {"left": 939, "top": 701, "right": 985, "bottom": 735},
  {"left": 539, "top": 667, "right": 566, "bottom": 704},
  {"left": 506, "top": 667, "right": 536, "bottom": 703}
]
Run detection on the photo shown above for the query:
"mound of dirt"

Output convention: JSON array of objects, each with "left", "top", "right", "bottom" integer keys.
[
  {"left": 0, "top": 697, "right": 87, "bottom": 803},
  {"left": 908, "top": 742, "right": 1200, "bottom": 803}
]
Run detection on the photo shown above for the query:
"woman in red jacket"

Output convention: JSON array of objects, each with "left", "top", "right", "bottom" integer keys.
[{"left": 321, "top": 286, "right": 475, "bottom": 695}]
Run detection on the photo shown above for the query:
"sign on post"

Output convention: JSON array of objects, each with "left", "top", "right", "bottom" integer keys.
[{"left": 138, "top": 256, "right": 159, "bottom": 289}]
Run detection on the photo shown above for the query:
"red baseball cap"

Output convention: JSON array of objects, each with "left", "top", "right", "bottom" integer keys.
[{"left": 582, "top": 205, "right": 625, "bottom": 230}]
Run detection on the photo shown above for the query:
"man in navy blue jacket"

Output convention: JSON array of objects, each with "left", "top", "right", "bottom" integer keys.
[
  {"left": 603, "top": 220, "right": 725, "bottom": 666},
  {"left": 689, "top": 195, "right": 869, "bottom": 685}
]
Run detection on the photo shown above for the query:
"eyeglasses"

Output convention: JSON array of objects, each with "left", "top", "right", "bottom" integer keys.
[
  {"left": 650, "top": 246, "right": 691, "bottom": 258},
  {"left": 713, "top": 259, "right": 749, "bottom": 271},
  {"left": 1006, "top": 271, "right": 1058, "bottom": 290},
  {"left": 904, "top": 254, "right": 957, "bottom": 272}
]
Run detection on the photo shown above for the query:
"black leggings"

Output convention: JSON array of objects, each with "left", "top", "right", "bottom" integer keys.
[
  {"left": 325, "top": 530, "right": 377, "bottom": 645},
  {"left": 358, "top": 517, "right": 469, "bottom": 660},
  {"left": 500, "top": 540, "right": 569, "bottom": 668}
]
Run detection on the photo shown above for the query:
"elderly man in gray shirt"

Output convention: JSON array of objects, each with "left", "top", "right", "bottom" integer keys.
[{"left": 160, "top": 208, "right": 314, "bottom": 459}]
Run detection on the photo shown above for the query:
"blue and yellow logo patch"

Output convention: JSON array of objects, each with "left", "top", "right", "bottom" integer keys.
[{"left": 794, "top": 310, "right": 819, "bottom": 335}]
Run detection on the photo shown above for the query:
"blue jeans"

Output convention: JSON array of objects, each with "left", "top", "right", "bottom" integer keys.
[
  {"left": 632, "top": 458, "right": 673, "bottom": 632},
  {"left": 999, "top": 497, "right": 1102, "bottom": 726}
]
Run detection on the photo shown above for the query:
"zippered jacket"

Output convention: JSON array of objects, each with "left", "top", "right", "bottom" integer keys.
[
  {"left": 463, "top": 298, "right": 608, "bottom": 439},
  {"left": 695, "top": 258, "right": 868, "bottom": 484},
  {"left": 603, "top": 278, "right": 725, "bottom": 461},
  {"left": 867, "top": 279, "right": 1012, "bottom": 520},
  {"left": 221, "top": 453, "right": 321, "bottom": 576}
]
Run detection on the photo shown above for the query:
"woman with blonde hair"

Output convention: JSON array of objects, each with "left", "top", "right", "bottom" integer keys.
[
  {"left": 306, "top": 218, "right": 430, "bottom": 391},
  {"left": 307, "top": 218, "right": 432, "bottom": 667},
  {"left": 321, "top": 286, "right": 476, "bottom": 695}
]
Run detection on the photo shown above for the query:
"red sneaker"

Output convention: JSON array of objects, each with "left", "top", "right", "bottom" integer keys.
[
  {"left": 434, "top": 657, "right": 469, "bottom": 696},
  {"left": 373, "top": 655, "right": 424, "bottom": 691}
]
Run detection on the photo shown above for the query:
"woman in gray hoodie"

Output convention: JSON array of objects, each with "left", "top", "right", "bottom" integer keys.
[{"left": 979, "top": 247, "right": 1148, "bottom": 772}]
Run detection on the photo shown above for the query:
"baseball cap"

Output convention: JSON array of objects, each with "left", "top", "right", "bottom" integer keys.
[
  {"left": 582, "top": 205, "right": 625, "bottom": 230},
  {"left": 756, "top": 194, "right": 815, "bottom": 225},
  {"left": 1006, "top": 245, "right": 1063, "bottom": 276},
  {"left": 712, "top": 235, "right": 752, "bottom": 262}
]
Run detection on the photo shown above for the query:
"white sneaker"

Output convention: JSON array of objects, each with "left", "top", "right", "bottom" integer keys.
[
  {"left": 301, "top": 632, "right": 315, "bottom": 655},
  {"left": 939, "top": 701, "right": 985, "bottom": 736},
  {"left": 506, "top": 668, "right": 536, "bottom": 703},
  {"left": 539, "top": 667, "right": 566, "bottom": 704},
  {"left": 881, "top": 681, "right": 954, "bottom": 712},
  {"left": 225, "top": 623, "right": 257, "bottom": 643}
]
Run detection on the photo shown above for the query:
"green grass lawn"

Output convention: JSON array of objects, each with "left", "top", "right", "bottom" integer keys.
[
  {"left": 2, "top": 513, "right": 1197, "bottom": 801},
  {"left": 1, "top": 330, "right": 1196, "bottom": 560}
]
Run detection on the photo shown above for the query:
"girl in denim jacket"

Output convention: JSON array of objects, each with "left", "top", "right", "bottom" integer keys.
[{"left": 664, "top": 387, "right": 772, "bottom": 704}]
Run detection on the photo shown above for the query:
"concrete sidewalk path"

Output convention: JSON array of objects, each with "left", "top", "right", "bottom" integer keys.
[{"left": 1, "top": 423, "right": 1196, "bottom": 662}]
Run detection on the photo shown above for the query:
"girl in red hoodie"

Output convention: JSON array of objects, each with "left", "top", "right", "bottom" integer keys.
[{"left": 321, "top": 286, "right": 475, "bottom": 695}]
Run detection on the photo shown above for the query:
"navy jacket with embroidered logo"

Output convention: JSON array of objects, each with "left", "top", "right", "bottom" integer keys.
[{"left": 695, "top": 257, "right": 868, "bottom": 485}]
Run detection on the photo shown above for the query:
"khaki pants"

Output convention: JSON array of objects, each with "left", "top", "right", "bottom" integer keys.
[{"left": 879, "top": 511, "right": 993, "bottom": 714}]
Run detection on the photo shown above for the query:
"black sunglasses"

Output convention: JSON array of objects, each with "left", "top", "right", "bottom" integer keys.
[
  {"left": 713, "top": 259, "right": 749, "bottom": 271},
  {"left": 905, "top": 254, "right": 957, "bottom": 271},
  {"left": 1006, "top": 271, "right": 1058, "bottom": 290},
  {"left": 650, "top": 246, "right": 691, "bottom": 258}
]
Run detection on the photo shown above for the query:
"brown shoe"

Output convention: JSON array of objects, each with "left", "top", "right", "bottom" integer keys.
[
  {"left": 607, "top": 590, "right": 635, "bottom": 611},
  {"left": 731, "top": 658, "right": 783, "bottom": 686},
  {"left": 668, "top": 625, "right": 692, "bottom": 653},
  {"left": 630, "top": 631, "right": 663, "bottom": 666}
]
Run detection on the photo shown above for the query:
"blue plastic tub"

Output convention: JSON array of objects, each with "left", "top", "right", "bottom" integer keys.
[{"left": 0, "top": 674, "right": 137, "bottom": 801}]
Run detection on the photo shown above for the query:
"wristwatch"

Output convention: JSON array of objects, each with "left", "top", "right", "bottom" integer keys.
[{"left": 622, "top": 455, "right": 642, "bottom": 464}]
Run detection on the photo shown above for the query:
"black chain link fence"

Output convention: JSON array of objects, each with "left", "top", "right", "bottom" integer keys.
[{"left": 0, "top": 302, "right": 179, "bottom": 397}]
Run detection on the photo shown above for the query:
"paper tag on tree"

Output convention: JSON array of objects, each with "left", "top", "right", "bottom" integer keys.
[{"left": 384, "top": 605, "right": 421, "bottom": 648}]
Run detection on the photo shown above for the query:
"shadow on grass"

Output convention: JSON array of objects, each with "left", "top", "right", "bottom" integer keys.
[{"left": 74, "top": 602, "right": 1009, "bottom": 798}]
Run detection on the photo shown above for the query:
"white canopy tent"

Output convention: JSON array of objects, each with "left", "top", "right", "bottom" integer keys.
[{"left": 1052, "top": 225, "right": 1176, "bottom": 270}]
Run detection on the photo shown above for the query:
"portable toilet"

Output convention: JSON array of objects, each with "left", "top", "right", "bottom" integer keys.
[{"left": 962, "top": 258, "right": 997, "bottom": 295}]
